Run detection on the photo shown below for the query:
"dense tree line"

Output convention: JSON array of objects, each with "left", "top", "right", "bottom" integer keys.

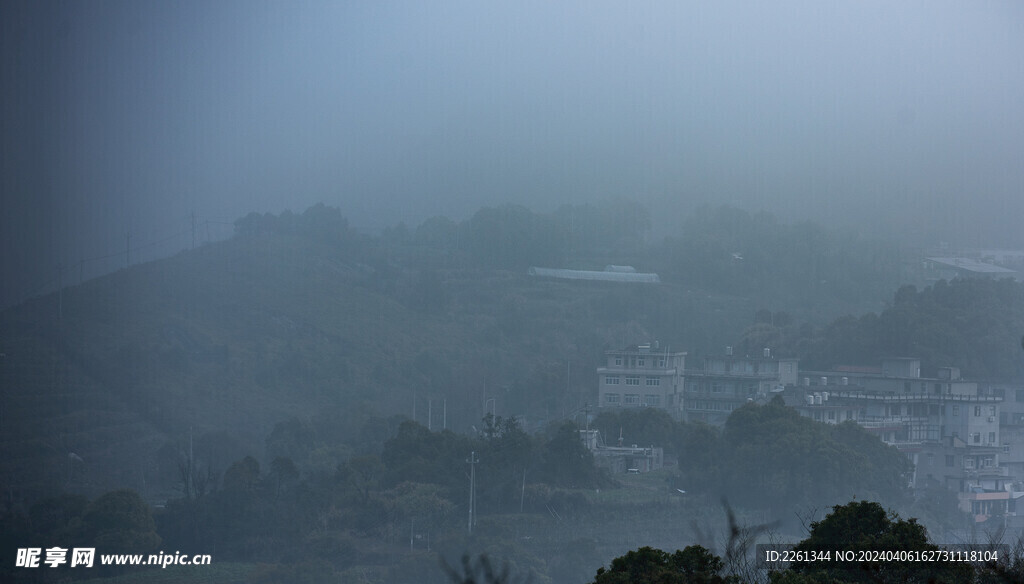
[
  {"left": 3, "top": 403, "right": 969, "bottom": 583},
  {"left": 593, "top": 400, "right": 915, "bottom": 518},
  {"left": 234, "top": 201, "right": 904, "bottom": 321},
  {"left": 650, "top": 205, "right": 904, "bottom": 313},
  {"left": 736, "top": 277, "right": 1024, "bottom": 380}
]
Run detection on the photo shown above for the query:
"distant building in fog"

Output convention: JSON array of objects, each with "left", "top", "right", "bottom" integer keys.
[
  {"left": 528, "top": 266, "right": 661, "bottom": 283},
  {"left": 923, "top": 257, "right": 1017, "bottom": 281},
  {"left": 579, "top": 429, "right": 664, "bottom": 474},
  {"left": 597, "top": 342, "right": 686, "bottom": 416},
  {"left": 790, "top": 358, "right": 1013, "bottom": 524},
  {"left": 683, "top": 347, "right": 798, "bottom": 425}
]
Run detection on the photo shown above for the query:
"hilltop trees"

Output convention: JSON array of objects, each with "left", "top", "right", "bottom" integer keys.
[{"left": 756, "top": 277, "right": 1024, "bottom": 379}]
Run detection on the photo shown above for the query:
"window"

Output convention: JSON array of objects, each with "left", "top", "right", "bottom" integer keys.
[
  {"left": 605, "top": 393, "right": 620, "bottom": 404},
  {"left": 637, "top": 358, "right": 645, "bottom": 367},
  {"left": 1017, "top": 389, "right": 1024, "bottom": 402},
  {"left": 904, "top": 381, "right": 911, "bottom": 393},
  {"left": 945, "top": 455, "right": 955, "bottom": 467},
  {"left": 953, "top": 406, "right": 959, "bottom": 416},
  {"left": 615, "top": 357, "right": 622, "bottom": 366},
  {"left": 990, "top": 406, "right": 997, "bottom": 416},
  {"left": 934, "top": 383, "right": 941, "bottom": 394},
  {"left": 605, "top": 376, "right": 620, "bottom": 385},
  {"left": 989, "top": 432, "right": 996, "bottom": 444},
  {"left": 973, "top": 433, "right": 981, "bottom": 444},
  {"left": 828, "top": 411, "right": 835, "bottom": 420},
  {"left": 645, "top": 395, "right": 660, "bottom": 406},
  {"left": 645, "top": 377, "right": 660, "bottom": 386},
  {"left": 658, "top": 358, "right": 666, "bottom": 367},
  {"left": 625, "top": 376, "right": 640, "bottom": 386},
  {"left": 624, "top": 394, "right": 640, "bottom": 405},
  {"left": 711, "top": 382, "right": 721, "bottom": 393},
  {"left": 975, "top": 406, "right": 982, "bottom": 417},
  {"left": 965, "top": 458, "right": 974, "bottom": 469}
]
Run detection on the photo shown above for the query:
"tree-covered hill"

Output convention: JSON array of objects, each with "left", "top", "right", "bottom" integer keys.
[{"left": 0, "top": 201, "right": 910, "bottom": 500}]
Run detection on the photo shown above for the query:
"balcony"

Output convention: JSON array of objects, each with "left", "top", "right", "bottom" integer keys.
[{"left": 962, "top": 466, "right": 1009, "bottom": 477}]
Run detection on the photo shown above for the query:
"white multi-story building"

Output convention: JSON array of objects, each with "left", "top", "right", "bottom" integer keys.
[{"left": 790, "top": 359, "right": 1011, "bottom": 523}]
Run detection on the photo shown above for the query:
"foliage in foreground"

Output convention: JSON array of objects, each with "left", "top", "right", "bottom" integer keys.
[{"left": 574, "top": 501, "right": 1016, "bottom": 584}]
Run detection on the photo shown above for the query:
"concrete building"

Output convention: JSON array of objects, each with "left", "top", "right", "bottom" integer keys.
[
  {"left": 597, "top": 343, "right": 686, "bottom": 416},
  {"left": 790, "top": 359, "right": 1011, "bottom": 523},
  {"left": 579, "top": 429, "right": 664, "bottom": 474},
  {"left": 683, "top": 348, "right": 798, "bottom": 425}
]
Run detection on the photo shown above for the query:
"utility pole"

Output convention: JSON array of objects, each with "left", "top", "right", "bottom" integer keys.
[
  {"left": 125, "top": 231, "right": 131, "bottom": 268},
  {"left": 467, "top": 451, "right": 478, "bottom": 534},
  {"left": 520, "top": 467, "right": 527, "bottom": 514},
  {"left": 428, "top": 399, "right": 432, "bottom": 431},
  {"left": 443, "top": 399, "right": 447, "bottom": 430}
]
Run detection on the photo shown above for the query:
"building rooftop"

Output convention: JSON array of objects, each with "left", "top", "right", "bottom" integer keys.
[
  {"left": 528, "top": 266, "right": 661, "bottom": 283},
  {"left": 926, "top": 257, "right": 1017, "bottom": 275}
]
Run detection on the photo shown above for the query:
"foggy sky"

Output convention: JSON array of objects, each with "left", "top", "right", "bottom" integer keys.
[{"left": 3, "top": 0, "right": 1023, "bottom": 308}]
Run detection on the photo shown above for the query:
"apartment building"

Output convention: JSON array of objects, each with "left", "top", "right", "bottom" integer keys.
[
  {"left": 790, "top": 359, "right": 1012, "bottom": 522},
  {"left": 596, "top": 343, "right": 686, "bottom": 416},
  {"left": 683, "top": 347, "right": 798, "bottom": 425}
]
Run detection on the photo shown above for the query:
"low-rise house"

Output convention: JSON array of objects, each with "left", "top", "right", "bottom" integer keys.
[{"left": 579, "top": 429, "right": 664, "bottom": 474}]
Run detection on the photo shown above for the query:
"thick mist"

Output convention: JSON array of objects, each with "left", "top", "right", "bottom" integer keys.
[{"left": 3, "top": 0, "right": 1023, "bottom": 307}]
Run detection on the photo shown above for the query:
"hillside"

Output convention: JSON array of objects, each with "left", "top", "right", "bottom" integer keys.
[{"left": 0, "top": 203, "right": 906, "bottom": 501}]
